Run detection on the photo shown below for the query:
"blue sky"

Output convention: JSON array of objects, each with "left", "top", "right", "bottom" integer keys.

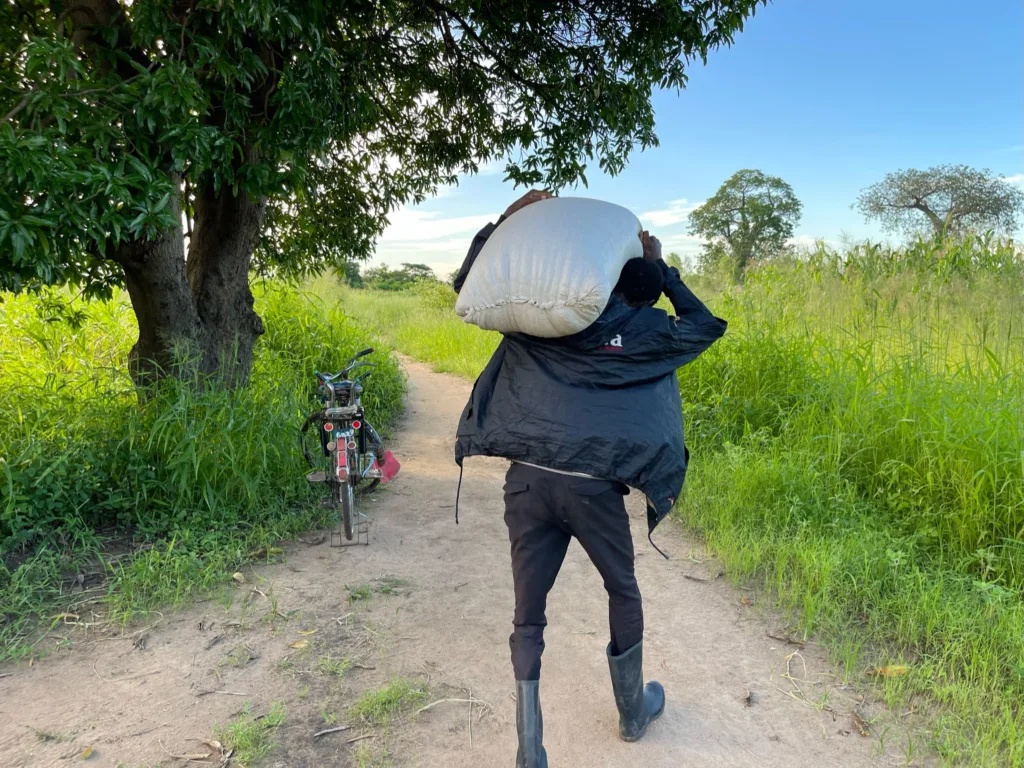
[{"left": 375, "top": 0, "right": 1024, "bottom": 275}]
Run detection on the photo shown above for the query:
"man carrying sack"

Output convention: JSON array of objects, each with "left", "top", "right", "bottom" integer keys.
[{"left": 453, "top": 190, "right": 727, "bottom": 767}]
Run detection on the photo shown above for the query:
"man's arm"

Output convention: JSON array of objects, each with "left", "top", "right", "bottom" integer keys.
[
  {"left": 638, "top": 231, "right": 717, "bottom": 320},
  {"left": 452, "top": 189, "right": 554, "bottom": 295},
  {"left": 628, "top": 230, "right": 727, "bottom": 367},
  {"left": 660, "top": 262, "right": 714, "bottom": 321}
]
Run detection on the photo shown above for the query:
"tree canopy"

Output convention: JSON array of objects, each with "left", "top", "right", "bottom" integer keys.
[
  {"left": 1, "top": 0, "right": 767, "bottom": 383},
  {"left": 688, "top": 169, "right": 801, "bottom": 281},
  {"left": 855, "top": 165, "right": 1024, "bottom": 239}
]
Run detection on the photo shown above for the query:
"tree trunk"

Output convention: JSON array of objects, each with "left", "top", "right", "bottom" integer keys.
[
  {"left": 116, "top": 176, "right": 265, "bottom": 388},
  {"left": 912, "top": 202, "right": 946, "bottom": 237},
  {"left": 117, "top": 179, "right": 205, "bottom": 384},
  {"left": 731, "top": 241, "right": 752, "bottom": 283},
  {"left": 185, "top": 177, "right": 266, "bottom": 387}
]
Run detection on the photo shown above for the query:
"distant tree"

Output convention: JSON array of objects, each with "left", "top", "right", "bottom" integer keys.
[
  {"left": 400, "top": 263, "right": 437, "bottom": 282},
  {"left": 341, "top": 262, "right": 363, "bottom": 288},
  {"left": 665, "top": 252, "right": 684, "bottom": 272},
  {"left": 856, "top": 165, "right": 1024, "bottom": 239},
  {"left": 688, "top": 169, "right": 802, "bottom": 282},
  {"left": 695, "top": 241, "right": 732, "bottom": 280},
  {"left": 363, "top": 266, "right": 399, "bottom": 290},
  {"left": 363, "top": 263, "right": 436, "bottom": 291}
]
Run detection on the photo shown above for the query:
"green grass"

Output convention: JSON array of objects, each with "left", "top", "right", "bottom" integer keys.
[
  {"left": 373, "top": 576, "right": 409, "bottom": 595},
  {"left": 317, "top": 653, "right": 353, "bottom": 678},
  {"left": 0, "top": 284, "right": 405, "bottom": 660},
  {"left": 320, "top": 279, "right": 498, "bottom": 380},
  {"left": 347, "top": 583, "right": 373, "bottom": 602},
  {"left": 329, "top": 237, "right": 1024, "bottom": 766},
  {"left": 353, "top": 743, "right": 393, "bottom": 768},
  {"left": 219, "top": 643, "right": 258, "bottom": 669},
  {"left": 215, "top": 701, "right": 286, "bottom": 767},
  {"left": 351, "top": 677, "right": 428, "bottom": 727}
]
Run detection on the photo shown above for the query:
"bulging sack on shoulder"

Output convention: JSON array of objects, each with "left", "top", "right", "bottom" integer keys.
[{"left": 454, "top": 197, "right": 643, "bottom": 338}]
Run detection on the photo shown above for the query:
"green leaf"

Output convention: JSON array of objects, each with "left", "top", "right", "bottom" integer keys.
[{"left": 153, "top": 193, "right": 171, "bottom": 214}]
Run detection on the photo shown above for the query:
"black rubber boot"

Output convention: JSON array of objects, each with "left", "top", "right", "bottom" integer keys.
[
  {"left": 515, "top": 680, "right": 548, "bottom": 767},
  {"left": 607, "top": 641, "right": 665, "bottom": 742}
]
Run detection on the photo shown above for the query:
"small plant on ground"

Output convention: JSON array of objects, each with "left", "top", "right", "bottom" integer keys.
[
  {"left": 373, "top": 576, "right": 410, "bottom": 596},
  {"left": 218, "top": 643, "right": 258, "bottom": 669},
  {"left": 347, "top": 584, "right": 372, "bottom": 602},
  {"left": 319, "top": 709, "right": 338, "bottom": 725},
  {"left": 353, "top": 743, "right": 393, "bottom": 768},
  {"left": 215, "top": 701, "right": 286, "bottom": 767},
  {"left": 33, "top": 728, "right": 72, "bottom": 743},
  {"left": 318, "top": 653, "right": 353, "bottom": 678},
  {"left": 351, "top": 678, "right": 428, "bottom": 727}
]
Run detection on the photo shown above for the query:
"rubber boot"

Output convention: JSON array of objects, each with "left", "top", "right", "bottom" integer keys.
[
  {"left": 515, "top": 680, "right": 548, "bottom": 767},
  {"left": 606, "top": 641, "right": 665, "bottom": 742}
]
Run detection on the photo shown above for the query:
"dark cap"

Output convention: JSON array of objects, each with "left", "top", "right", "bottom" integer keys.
[{"left": 614, "top": 258, "right": 665, "bottom": 306}]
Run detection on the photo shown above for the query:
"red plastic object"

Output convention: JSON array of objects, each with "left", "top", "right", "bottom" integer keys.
[{"left": 375, "top": 451, "right": 401, "bottom": 484}]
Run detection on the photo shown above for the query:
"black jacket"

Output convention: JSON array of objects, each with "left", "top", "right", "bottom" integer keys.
[{"left": 454, "top": 221, "right": 726, "bottom": 532}]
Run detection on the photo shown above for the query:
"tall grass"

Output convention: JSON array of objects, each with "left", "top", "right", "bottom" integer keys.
[
  {"left": 0, "top": 285, "right": 404, "bottom": 659},
  {"left": 330, "top": 238, "right": 1024, "bottom": 765},
  {"left": 321, "top": 280, "right": 498, "bottom": 380}
]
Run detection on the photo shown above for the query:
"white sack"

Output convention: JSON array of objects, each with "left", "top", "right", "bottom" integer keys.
[{"left": 455, "top": 197, "right": 643, "bottom": 337}]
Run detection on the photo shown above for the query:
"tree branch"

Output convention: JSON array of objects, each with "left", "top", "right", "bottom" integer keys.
[
  {"left": 422, "top": 0, "right": 555, "bottom": 96},
  {"left": 1, "top": 92, "right": 33, "bottom": 124},
  {"left": 909, "top": 201, "right": 945, "bottom": 234}
]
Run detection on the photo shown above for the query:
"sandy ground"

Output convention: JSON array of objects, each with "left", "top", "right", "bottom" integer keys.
[{"left": 0, "top": 360, "right": 911, "bottom": 767}]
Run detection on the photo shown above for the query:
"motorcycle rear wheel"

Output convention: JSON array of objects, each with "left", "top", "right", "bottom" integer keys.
[{"left": 336, "top": 475, "right": 356, "bottom": 541}]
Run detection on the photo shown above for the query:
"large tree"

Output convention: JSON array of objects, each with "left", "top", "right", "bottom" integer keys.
[
  {"left": 1, "top": 0, "right": 766, "bottom": 385},
  {"left": 856, "top": 165, "right": 1024, "bottom": 240},
  {"left": 688, "top": 169, "right": 801, "bottom": 281}
]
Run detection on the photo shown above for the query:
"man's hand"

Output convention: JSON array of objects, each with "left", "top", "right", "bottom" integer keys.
[
  {"left": 503, "top": 189, "right": 554, "bottom": 218},
  {"left": 639, "top": 230, "right": 662, "bottom": 263}
]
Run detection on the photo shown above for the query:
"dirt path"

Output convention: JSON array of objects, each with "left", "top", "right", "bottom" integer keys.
[{"left": 1, "top": 360, "right": 900, "bottom": 767}]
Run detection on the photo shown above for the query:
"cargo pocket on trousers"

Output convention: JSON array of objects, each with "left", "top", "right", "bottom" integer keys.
[
  {"left": 503, "top": 481, "right": 530, "bottom": 496},
  {"left": 503, "top": 481, "right": 531, "bottom": 523}
]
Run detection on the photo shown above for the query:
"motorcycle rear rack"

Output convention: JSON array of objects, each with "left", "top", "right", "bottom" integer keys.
[{"left": 307, "top": 466, "right": 382, "bottom": 484}]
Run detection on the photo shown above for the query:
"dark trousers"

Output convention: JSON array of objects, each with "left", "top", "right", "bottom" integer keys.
[{"left": 503, "top": 463, "right": 644, "bottom": 681}]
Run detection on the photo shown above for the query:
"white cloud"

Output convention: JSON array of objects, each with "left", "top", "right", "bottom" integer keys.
[
  {"left": 477, "top": 158, "right": 508, "bottom": 176},
  {"left": 1003, "top": 173, "right": 1024, "bottom": 184},
  {"left": 431, "top": 183, "right": 458, "bottom": 199},
  {"left": 374, "top": 205, "right": 498, "bottom": 270},
  {"left": 787, "top": 234, "right": 834, "bottom": 251},
  {"left": 378, "top": 208, "right": 496, "bottom": 243},
  {"left": 376, "top": 237, "right": 472, "bottom": 254},
  {"left": 659, "top": 232, "right": 703, "bottom": 255},
  {"left": 639, "top": 198, "right": 703, "bottom": 228}
]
